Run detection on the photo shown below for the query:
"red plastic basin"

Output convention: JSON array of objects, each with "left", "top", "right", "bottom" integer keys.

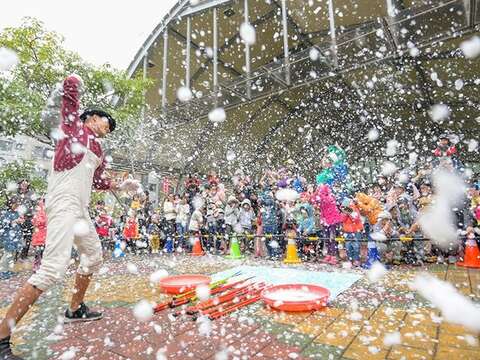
[
  {"left": 261, "top": 284, "right": 330, "bottom": 312},
  {"left": 158, "top": 274, "right": 211, "bottom": 295}
]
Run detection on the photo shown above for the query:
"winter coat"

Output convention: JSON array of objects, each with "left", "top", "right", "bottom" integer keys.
[
  {"left": 31, "top": 202, "right": 47, "bottom": 246},
  {"left": 355, "top": 192, "right": 382, "bottom": 225},
  {"left": 0, "top": 210, "right": 23, "bottom": 252},
  {"left": 259, "top": 188, "right": 278, "bottom": 229},
  {"left": 394, "top": 205, "right": 417, "bottom": 229},
  {"left": 147, "top": 223, "right": 162, "bottom": 236},
  {"left": 341, "top": 204, "right": 364, "bottom": 233},
  {"left": 475, "top": 205, "right": 480, "bottom": 222},
  {"left": 224, "top": 204, "right": 239, "bottom": 226},
  {"left": 206, "top": 205, "right": 216, "bottom": 225},
  {"left": 297, "top": 204, "right": 316, "bottom": 235},
  {"left": 214, "top": 202, "right": 225, "bottom": 221},
  {"left": 17, "top": 190, "right": 35, "bottom": 219},
  {"left": 189, "top": 209, "right": 203, "bottom": 232},
  {"left": 312, "top": 185, "right": 343, "bottom": 226},
  {"left": 95, "top": 213, "right": 112, "bottom": 238},
  {"left": 163, "top": 200, "right": 176, "bottom": 221},
  {"left": 256, "top": 213, "right": 263, "bottom": 236},
  {"left": 292, "top": 177, "right": 305, "bottom": 193},
  {"left": 123, "top": 217, "right": 139, "bottom": 239},
  {"left": 238, "top": 207, "right": 255, "bottom": 230},
  {"left": 130, "top": 200, "right": 142, "bottom": 210},
  {"left": 277, "top": 177, "right": 289, "bottom": 188},
  {"left": 434, "top": 145, "right": 457, "bottom": 157},
  {"left": 176, "top": 203, "right": 190, "bottom": 226}
]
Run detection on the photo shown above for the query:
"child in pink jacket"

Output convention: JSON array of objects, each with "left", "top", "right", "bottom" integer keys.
[
  {"left": 311, "top": 185, "right": 343, "bottom": 265},
  {"left": 31, "top": 199, "right": 47, "bottom": 272}
]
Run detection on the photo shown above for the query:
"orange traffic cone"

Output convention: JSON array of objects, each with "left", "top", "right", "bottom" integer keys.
[
  {"left": 191, "top": 234, "right": 204, "bottom": 256},
  {"left": 457, "top": 238, "right": 480, "bottom": 268}
]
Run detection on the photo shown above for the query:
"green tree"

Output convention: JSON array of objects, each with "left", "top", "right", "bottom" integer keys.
[{"left": 0, "top": 17, "right": 151, "bottom": 145}]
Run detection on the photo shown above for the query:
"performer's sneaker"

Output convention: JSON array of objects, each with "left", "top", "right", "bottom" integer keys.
[
  {"left": 0, "top": 336, "right": 24, "bottom": 360},
  {"left": 64, "top": 303, "right": 103, "bottom": 323}
]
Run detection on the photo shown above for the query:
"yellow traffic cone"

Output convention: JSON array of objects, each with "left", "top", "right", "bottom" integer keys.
[{"left": 284, "top": 231, "right": 301, "bottom": 264}]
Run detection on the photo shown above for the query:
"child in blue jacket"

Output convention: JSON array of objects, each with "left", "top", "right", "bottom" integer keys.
[{"left": 0, "top": 197, "right": 24, "bottom": 278}]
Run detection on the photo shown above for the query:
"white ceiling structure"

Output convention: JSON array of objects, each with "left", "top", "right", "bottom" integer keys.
[{"left": 123, "top": 0, "right": 480, "bottom": 178}]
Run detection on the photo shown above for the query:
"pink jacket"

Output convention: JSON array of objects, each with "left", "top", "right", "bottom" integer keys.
[
  {"left": 312, "top": 185, "right": 343, "bottom": 226},
  {"left": 475, "top": 205, "right": 480, "bottom": 221}
]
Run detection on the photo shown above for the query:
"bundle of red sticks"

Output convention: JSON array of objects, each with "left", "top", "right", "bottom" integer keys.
[{"left": 154, "top": 273, "right": 266, "bottom": 321}]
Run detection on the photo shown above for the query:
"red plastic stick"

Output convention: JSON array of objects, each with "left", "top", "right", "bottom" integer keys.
[
  {"left": 173, "top": 271, "right": 242, "bottom": 300},
  {"left": 155, "top": 277, "right": 253, "bottom": 314},
  {"left": 208, "top": 293, "right": 262, "bottom": 320},
  {"left": 203, "top": 284, "right": 266, "bottom": 318},
  {"left": 180, "top": 281, "right": 258, "bottom": 316},
  {"left": 190, "top": 282, "right": 261, "bottom": 313}
]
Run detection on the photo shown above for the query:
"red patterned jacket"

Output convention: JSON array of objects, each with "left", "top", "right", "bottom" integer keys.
[{"left": 53, "top": 76, "right": 110, "bottom": 190}]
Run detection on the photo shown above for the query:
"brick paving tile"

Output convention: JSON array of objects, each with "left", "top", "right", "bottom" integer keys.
[
  {"left": 1, "top": 256, "right": 476, "bottom": 360},
  {"left": 109, "top": 339, "right": 155, "bottom": 360},
  {"left": 387, "top": 345, "right": 433, "bottom": 360}
]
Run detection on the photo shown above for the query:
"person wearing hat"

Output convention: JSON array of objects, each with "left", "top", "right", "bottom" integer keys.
[
  {"left": 259, "top": 186, "right": 280, "bottom": 259},
  {"left": 433, "top": 133, "right": 463, "bottom": 171},
  {"left": 340, "top": 198, "right": 363, "bottom": 267},
  {"left": 223, "top": 195, "right": 240, "bottom": 254},
  {"left": 0, "top": 196, "right": 24, "bottom": 279},
  {"left": 213, "top": 200, "right": 225, "bottom": 254},
  {"left": 238, "top": 199, "right": 255, "bottom": 251},
  {"left": 16, "top": 179, "right": 35, "bottom": 260},
  {"left": 175, "top": 195, "right": 191, "bottom": 251},
  {"left": 372, "top": 210, "right": 398, "bottom": 266},
  {"left": 411, "top": 181, "right": 439, "bottom": 263},
  {"left": 392, "top": 194, "right": 421, "bottom": 265},
  {"left": 0, "top": 75, "right": 129, "bottom": 360},
  {"left": 434, "top": 134, "right": 457, "bottom": 158},
  {"left": 297, "top": 203, "right": 316, "bottom": 260},
  {"left": 205, "top": 201, "right": 218, "bottom": 252}
]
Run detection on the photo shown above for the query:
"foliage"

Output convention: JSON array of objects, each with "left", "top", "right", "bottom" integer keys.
[
  {"left": 0, "top": 17, "right": 152, "bottom": 144},
  {"left": 90, "top": 191, "right": 106, "bottom": 209}
]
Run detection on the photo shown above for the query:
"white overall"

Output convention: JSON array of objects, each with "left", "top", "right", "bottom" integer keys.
[{"left": 29, "top": 137, "right": 104, "bottom": 291}]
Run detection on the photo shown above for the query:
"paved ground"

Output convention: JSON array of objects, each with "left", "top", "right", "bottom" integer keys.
[{"left": 1, "top": 254, "right": 479, "bottom": 360}]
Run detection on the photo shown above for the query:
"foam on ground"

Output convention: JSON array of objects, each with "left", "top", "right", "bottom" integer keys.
[{"left": 211, "top": 265, "right": 361, "bottom": 300}]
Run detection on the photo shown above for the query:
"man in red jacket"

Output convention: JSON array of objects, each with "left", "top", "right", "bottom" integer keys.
[{"left": 0, "top": 75, "right": 124, "bottom": 360}]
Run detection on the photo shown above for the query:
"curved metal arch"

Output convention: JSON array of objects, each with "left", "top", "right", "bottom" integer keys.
[{"left": 127, "top": 0, "right": 190, "bottom": 78}]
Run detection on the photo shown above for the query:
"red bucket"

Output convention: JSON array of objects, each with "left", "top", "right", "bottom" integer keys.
[
  {"left": 261, "top": 284, "right": 330, "bottom": 312},
  {"left": 159, "top": 274, "right": 211, "bottom": 295}
]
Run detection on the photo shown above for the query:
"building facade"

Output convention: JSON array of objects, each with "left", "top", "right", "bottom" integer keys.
[{"left": 0, "top": 135, "right": 53, "bottom": 179}]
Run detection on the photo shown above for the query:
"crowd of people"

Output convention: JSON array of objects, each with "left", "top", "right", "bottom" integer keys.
[
  {"left": 0, "top": 179, "right": 41, "bottom": 279},
  {"left": 1, "top": 135, "right": 480, "bottom": 279},
  {"left": 88, "top": 136, "right": 479, "bottom": 268}
]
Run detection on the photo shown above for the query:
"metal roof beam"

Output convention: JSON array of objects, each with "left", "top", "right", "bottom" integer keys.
[
  {"left": 188, "top": 8, "right": 278, "bottom": 85},
  {"left": 180, "top": 0, "right": 233, "bottom": 17},
  {"left": 168, "top": 27, "right": 242, "bottom": 77}
]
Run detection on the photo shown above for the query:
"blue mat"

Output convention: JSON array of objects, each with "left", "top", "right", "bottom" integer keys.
[{"left": 212, "top": 265, "right": 361, "bottom": 300}]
